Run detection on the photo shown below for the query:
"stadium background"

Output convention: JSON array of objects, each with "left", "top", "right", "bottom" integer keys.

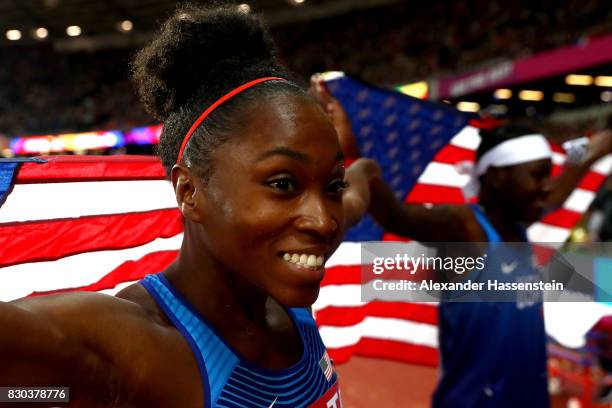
[{"left": 1, "top": 0, "right": 611, "bottom": 407}]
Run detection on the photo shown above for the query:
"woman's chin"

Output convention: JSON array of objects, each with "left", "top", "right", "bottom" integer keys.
[{"left": 273, "top": 286, "right": 320, "bottom": 309}]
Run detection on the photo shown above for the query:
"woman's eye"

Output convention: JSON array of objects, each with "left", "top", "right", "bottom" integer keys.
[
  {"left": 328, "top": 180, "right": 349, "bottom": 194},
  {"left": 267, "top": 177, "right": 297, "bottom": 192}
]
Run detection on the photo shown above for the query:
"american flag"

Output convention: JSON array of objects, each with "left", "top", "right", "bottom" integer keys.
[
  {"left": 0, "top": 74, "right": 610, "bottom": 367},
  {"left": 311, "top": 73, "right": 612, "bottom": 366},
  {"left": 0, "top": 156, "right": 180, "bottom": 300},
  {"left": 319, "top": 350, "right": 334, "bottom": 381}
]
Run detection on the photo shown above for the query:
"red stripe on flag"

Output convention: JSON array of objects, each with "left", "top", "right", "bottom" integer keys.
[
  {"left": 550, "top": 143, "right": 565, "bottom": 154},
  {"left": 16, "top": 155, "right": 167, "bottom": 183},
  {"left": 539, "top": 208, "right": 583, "bottom": 229},
  {"left": 329, "top": 338, "right": 439, "bottom": 366},
  {"left": 322, "top": 265, "right": 361, "bottom": 286},
  {"left": 28, "top": 250, "right": 179, "bottom": 297},
  {"left": 381, "top": 232, "right": 411, "bottom": 242},
  {"left": 551, "top": 164, "right": 563, "bottom": 177},
  {"left": 323, "top": 264, "right": 434, "bottom": 286},
  {"left": 0, "top": 209, "right": 182, "bottom": 267},
  {"left": 316, "top": 302, "right": 438, "bottom": 327},
  {"left": 433, "top": 145, "right": 475, "bottom": 165},
  {"left": 406, "top": 184, "right": 465, "bottom": 204},
  {"left": 578, "top": 171, "right": 606, "bottom": 191}
]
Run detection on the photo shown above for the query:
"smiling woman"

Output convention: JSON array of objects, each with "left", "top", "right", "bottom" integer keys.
[{"left": 0, "top": 4, "right": 377, "bottom": 407}]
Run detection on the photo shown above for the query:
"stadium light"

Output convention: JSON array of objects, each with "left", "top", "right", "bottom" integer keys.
[
  {"left": 1, "top": 148, "right": 14, "bottom": 158},
  {"left": 456, "top": 101, "right": 480, "bottom": 112},
  {"left": 565, "top": 74, "right": 593, "bottom": 86},
  {"left": 119, "top": 20, "right": 133, "bottom": 32},
  {"left": 34, "top": 27, "right": 48, "bottom": 39},
  {"left": 552, "top": 92, "right": 575, "bottom": 103},
  {"left": 6, "top": 30, "right": 22, "bottom": 41},
  {"left": 237, "top": 3, "right": 251, "bottom": 13},
  {"left": 518, "top": 90, "right": 544, "bottom": 101},
  {"left": 493, "top": 89, "right": 512, "bottom": 99},
  {"left": 66, "top": 25, "right": 82, "bottom": 37},
  {"left": 396, "top": 81, "right": 428, "bottom": 99},
  {"left": 601, "top": 91, "right": 612, "bottom": 102},
  {"left": 289, "top": 0, "right": 305, "bottom": 5},
  {"left": 594, "top": 76, "right": 612, "bottom": 87}
]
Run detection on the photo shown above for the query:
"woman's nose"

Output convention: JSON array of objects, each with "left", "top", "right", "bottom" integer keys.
[{"left": 294, "top": 194, "right": 340, "bottom": 239}]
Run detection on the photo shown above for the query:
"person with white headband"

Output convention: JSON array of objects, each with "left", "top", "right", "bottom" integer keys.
[
  {"left": 477, "top": 133, "right": 553, "bottom": 174},
  {"left": 461, "top": 126, "right": 557, "bottom": 227},
  {"left": 311, "top": 77, "right": 612, "bottom": 408},
  {"left": 460, "top": 131, "right": 553, "bottom": 203}
]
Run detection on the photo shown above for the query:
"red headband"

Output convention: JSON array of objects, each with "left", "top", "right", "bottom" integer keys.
[{"left": 176, "top": 76, "right": 287, "bottom": 164}]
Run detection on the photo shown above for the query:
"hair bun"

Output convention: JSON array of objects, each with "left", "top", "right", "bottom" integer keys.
[{"left": 132, "top": 4, "right": 277, "bottom": 120}]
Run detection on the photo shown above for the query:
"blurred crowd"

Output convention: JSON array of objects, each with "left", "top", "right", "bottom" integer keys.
[
  {"left": 280, "top": 0, "right": 612, "bottom": 85},
  {"left": 1, "top": 0, "right": 612, "bottom": 137},
  {"left": 0, "top": 47, "right": 150, "bottom": 137}
]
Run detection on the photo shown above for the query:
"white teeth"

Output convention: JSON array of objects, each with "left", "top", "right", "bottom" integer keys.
[
  {"left": 316, "top": 256, "right": 324, "bottom": 266},
  {"left": 282, "top": 252, "right": 325, "bottom": 268},
  {"left": 307, "top": 254, "right": 317, "bottom": 266}
]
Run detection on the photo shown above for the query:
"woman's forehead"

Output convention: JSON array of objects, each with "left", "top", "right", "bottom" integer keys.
[
  {"left": 243, "top": 90, "right": 319, "bottom": 120},
  {"left": 502, "top": 158, "right": 552, "bottom": 174},
  {"left": 236, "top": 93, "right": 338, "bottom": 149},
  {"left": 521, "top": 158, "right": 552, "bottom": 169}
]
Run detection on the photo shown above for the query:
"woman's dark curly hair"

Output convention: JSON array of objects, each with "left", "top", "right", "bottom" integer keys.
[{"left": 132, "top": 3, "right": 303, "bottom": 179}]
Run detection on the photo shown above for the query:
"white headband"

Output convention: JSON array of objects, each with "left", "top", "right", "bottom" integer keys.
[
  {"left": 459, "top": 134, "right": 552, "bottom": 199},
  {"left": 476, "top": 134, "right": 552, "bottom": 176}
]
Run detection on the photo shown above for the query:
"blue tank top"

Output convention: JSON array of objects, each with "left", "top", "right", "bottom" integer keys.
[
  {"left": 141, "top": 273, "right": 342, "bottom": 408},
  {"left": 432, "top": 205, "right": 549, "bottom": 408}
]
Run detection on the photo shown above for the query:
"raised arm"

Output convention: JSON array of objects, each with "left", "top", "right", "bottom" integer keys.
[
  {"left": 310, "top": 75, "right": 361, "bottom": 159},
  {"left": 311, "top": 75, "right": 473, "bottom": 242},
  {"left": 543, "top": 130, "right": 612, "bottom": 210},
  {"left": 342, "top": 158, "right": 379, "bottom": 230},
  {"left": 368, "top": 176, "right": 473, "bottom": 242}
]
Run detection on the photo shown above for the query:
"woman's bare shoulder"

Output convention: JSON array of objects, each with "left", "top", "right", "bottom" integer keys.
[
  {"left": 13, "top": 281, "right": 168, "bottom": 322},
  {"left": 13, "top": 286, "right": 158, "bottom": 328}
]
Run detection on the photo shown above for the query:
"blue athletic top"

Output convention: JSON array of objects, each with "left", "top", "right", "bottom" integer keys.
[
  {"left": 141, "top": 273, "right": 341, "bottom": 408},
  {"left": 432, "top": 205, "right": 549, "bottom": 408}
]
